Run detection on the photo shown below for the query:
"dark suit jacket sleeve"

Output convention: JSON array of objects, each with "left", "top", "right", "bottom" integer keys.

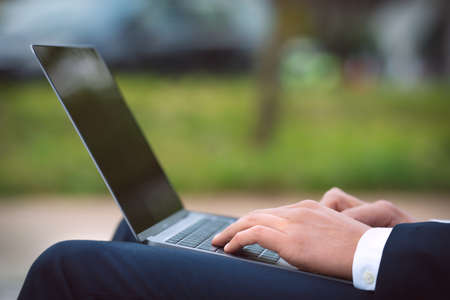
[{"left": 375, "top": 222, "right": 450, "bottom": 299}]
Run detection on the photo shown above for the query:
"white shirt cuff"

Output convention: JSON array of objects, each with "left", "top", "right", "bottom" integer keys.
[
  {"left": 429, "top": 219, "right": 450, "bottom": 223},
  {"left": 352, "top": 227, "right": 392, "bottom": 291}
]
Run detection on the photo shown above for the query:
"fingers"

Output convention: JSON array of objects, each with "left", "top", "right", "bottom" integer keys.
[
  {"left": 320, "top": 187, "right": 364, "bottom": 212},
  {"left": 212, "top": 213, "right": 286, "bottom": 246},
  {"left": 344, "top": 200, "right": 415, "bottom": 227},
  {"left": 223, "top": 225, "right": 287, "bottom": 253},
  {"left": 342, "top": 201, "right": 392, "bottom": 227}
]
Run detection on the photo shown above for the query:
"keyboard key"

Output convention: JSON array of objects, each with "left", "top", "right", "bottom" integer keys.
[
  {"left": 178, "top": 220, "right": 228, "bottom": 246},
  {"left": 197, "top": 237, "right": 218, "bottom": 252},
  {"left": 166, "top": 219, "right": 209, "bottom": 244},
  {"left": 197, "top": 244, "right": 217, "bottom": 252},
  {"left": 195, "top": 222, "right": 229, "bottom": 251},
  {"left": 166, "top": 235, "right": 183, "bottom": 244},
  {"left": 258, "top": 250, "right": 280, "bottom": 263},
  {"left": 178, "top": 239, "right": 201, "bottom": 247},
  {"left": 237, "top": 251, "right": 260, "bottom": 258},
  {"left": 261, "top": 249, "right": 279, "bottom": 258},
  {"left": 216, "top": 248, "right": 225, "bottom": 254},
  {"left": 237, "top": 244, "right": 265, "bottom": 258},
  {"left": 242, "top": 244, "right": 265, "bottom": 255}
]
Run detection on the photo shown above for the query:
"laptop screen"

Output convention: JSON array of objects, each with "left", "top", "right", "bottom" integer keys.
[{"left": 32, "top": 45, "right": 183, "bottom": 236}]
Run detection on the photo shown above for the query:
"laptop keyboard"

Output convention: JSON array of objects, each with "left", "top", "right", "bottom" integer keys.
[{"left": 165, "top": 218, "right": 280, "bottom": 264}]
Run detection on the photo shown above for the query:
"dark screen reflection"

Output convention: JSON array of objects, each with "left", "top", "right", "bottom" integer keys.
[{"left": 33, "top": 45, "right": 183, "bottom": 234}]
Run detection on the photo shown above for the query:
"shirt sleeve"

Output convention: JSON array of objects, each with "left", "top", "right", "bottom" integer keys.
[
  {"left": 352, "top": 220, "right": 450, "bottom": 291},
  {"left": 429, "top": 219, "right": 450, "bottom": 223},
  {"left": 352, "top": 227, "right": 392, "bottom": 291}
]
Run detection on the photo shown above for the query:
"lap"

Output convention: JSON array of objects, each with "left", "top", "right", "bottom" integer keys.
[{"left": 22, "top": 238, "right": 374, "bottom": 300}]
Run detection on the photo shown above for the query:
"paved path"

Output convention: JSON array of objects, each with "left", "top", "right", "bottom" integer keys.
[{"left": 1, "top": 192, "right": 449, "bottom": 299}]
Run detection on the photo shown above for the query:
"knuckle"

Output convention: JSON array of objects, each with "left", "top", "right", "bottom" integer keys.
[
  {"left": 250, "top": 225, "right": 266, "bottom": 236},
  {"left": 234, "top": 231, "right": 245, "bottom": 242},
  {"left": 251, "top": 209, "right": 264, "bottom": 214},
  {"left": 322, "top": 190, "right": 342, "bottom": 205},
  {"left": 376, "top": 200, "right": 394, "bottom": 209},
  {"left": 325, "top": 187, "right": 343, "bottom": 197},
  {"left": 295, "top": 207, "right": 311, "bottom": 218},
  {"left": 279, "top": 218, "right": 290, "bottom": 230},
  {"left": 244, "top": 214, "right": 257, "bottom": 224},
  {"left": 299, "top": 199, "right": 319, "bottom": 209}
]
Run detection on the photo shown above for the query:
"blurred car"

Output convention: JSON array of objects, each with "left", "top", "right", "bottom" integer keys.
[{"left": 0, "top": 0, "right": 271, "bottom": 77}]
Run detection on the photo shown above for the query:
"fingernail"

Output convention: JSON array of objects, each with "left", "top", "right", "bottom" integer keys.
[{"left": 224, "top": 243, "right": 230, "bottom": 251}]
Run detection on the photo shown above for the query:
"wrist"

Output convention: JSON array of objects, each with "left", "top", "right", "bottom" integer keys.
[{"left": 341, "top": 223, "right": 371, "bottom": 280}]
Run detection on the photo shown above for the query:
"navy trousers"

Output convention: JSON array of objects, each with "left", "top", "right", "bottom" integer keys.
[{"left": 18, "top": 220, "right": 374, "bottom": 299}]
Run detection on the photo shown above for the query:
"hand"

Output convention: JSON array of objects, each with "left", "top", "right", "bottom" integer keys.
[
  {"left": 212, "top": 200, "right": 370, "bottom": 280},
  {"left": 320, "top": 187, "right": 416, "bottom": 227}
]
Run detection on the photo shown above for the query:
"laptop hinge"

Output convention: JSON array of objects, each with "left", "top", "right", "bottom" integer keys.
[{"left": 137, "top": 209, "right": 189, "bottom": 242}]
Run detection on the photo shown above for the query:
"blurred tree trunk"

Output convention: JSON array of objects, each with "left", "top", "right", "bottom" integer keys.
[
  {"left": 254, "top": 34, "right": 282, "bottom": 144},
  {"left": 254, "top": 0, "right": 312, "bottom": 145},
  {"left": 254, "top": 0, "right": 389, "bottom": 145}
]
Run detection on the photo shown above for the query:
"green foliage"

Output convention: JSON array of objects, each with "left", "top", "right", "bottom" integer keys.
[{"left": 1, "top": 73, "right": 449, "bottom": 195}]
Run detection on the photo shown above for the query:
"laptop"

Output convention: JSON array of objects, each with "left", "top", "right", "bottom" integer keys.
[{"left": 31, "top": 44, "right": 319, "bottom": 275}]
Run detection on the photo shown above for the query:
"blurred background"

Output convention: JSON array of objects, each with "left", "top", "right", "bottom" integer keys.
[{"left": 1, "top": 0, "right": 450, "bottom": 298}]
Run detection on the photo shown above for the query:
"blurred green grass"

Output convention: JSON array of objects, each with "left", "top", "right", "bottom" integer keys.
[{"left": 1, "top": 73, "right": 450, "bottom": 195}]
